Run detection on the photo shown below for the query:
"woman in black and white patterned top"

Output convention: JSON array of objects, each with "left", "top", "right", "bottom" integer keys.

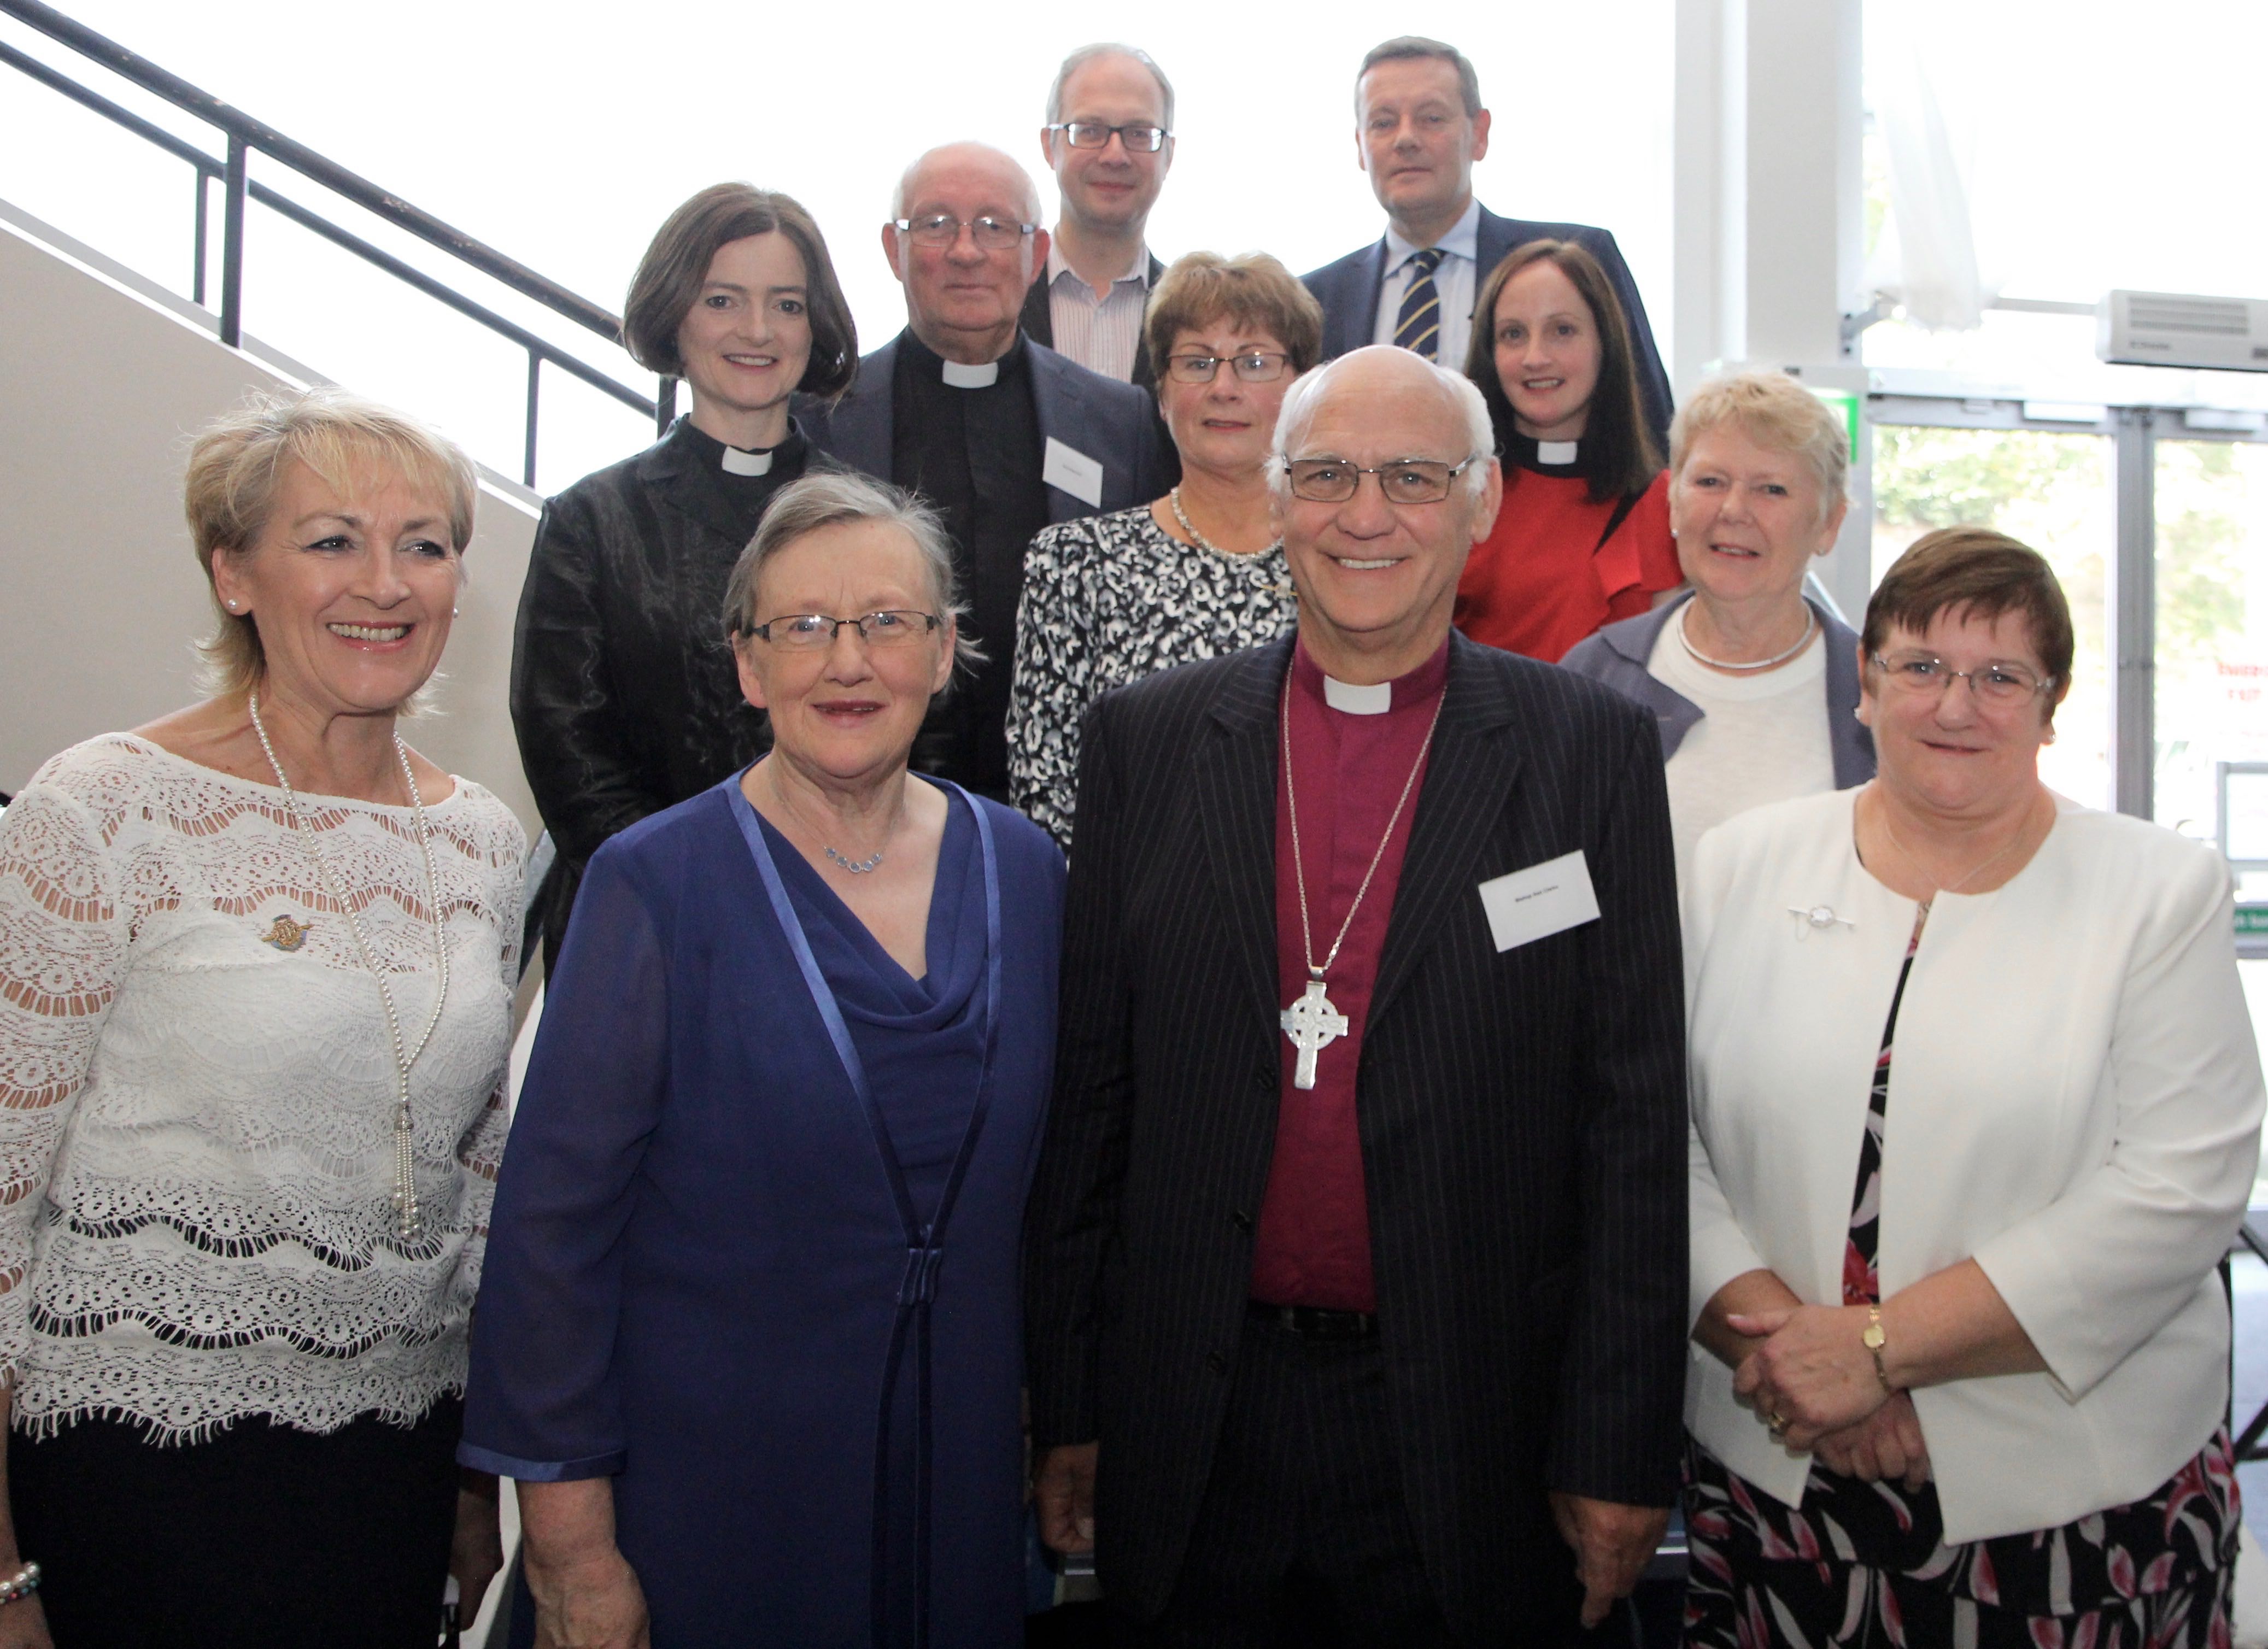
[{"left": 1008, "top": 253, "right": 1320, "bottom": 848}]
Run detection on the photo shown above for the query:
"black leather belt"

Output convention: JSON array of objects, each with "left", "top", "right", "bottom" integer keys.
[{"left": 1248, "top": 1300, "right": 1378, "bottom": 1340}]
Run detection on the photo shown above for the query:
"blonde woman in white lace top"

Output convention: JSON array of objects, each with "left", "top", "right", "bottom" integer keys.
[{"left": 0, "top": 390, "right": 522, "bottom": 1648}]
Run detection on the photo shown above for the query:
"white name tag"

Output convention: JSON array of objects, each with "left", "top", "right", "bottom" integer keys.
[
  {"left": 1042, "top": 437, "right": 1105, "bottom": 508},
  {"left": 1477, "top": 850, "right": 1600, "bottom": 952}
]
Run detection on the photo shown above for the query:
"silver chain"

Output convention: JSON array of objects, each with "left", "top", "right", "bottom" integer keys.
[
  {"left": 1280, "top": 664, "right": 1444, "bottom": 983},
  {"left": 248, "top": 692, "right": 449, "bottom": 1243},
  {"left": 1675, "top": 602, "right": 1817, "bottom": 672}
]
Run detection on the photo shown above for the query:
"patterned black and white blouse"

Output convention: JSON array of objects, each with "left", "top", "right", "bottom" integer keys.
[{"left": 1008, "top": 504, "right": 1297, "bottom": 848}]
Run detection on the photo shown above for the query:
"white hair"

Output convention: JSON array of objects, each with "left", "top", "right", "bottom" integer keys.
[
  {"left": 1268, "top": 348, "right": 1495, "bottom": 502},
  {"left": 889, "top": 142, "right": 1044, "bottom": 225}
]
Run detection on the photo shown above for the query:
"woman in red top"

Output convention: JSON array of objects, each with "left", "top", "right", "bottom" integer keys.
[{"left": 1455, "top": 239, "right": 1681, "bottom": 661}]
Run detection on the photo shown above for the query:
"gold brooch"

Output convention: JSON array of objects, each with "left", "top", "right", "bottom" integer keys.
[{"left": 259, "top": 915, "right": 313, "bottom": 952}]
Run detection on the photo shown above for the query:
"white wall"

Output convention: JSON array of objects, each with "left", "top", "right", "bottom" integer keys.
[{"left": 0, "top": 203, "right": 540, "bottom": 837}]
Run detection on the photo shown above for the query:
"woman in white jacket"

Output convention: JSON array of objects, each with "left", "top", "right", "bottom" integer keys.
[{"left": 1682, "top": 526, "right": 2264, "bottom": 1646}]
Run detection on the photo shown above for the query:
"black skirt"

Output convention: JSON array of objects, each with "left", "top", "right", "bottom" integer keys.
[{"left": 9, "top": 1396, "right": 461, "bottom": 1649}]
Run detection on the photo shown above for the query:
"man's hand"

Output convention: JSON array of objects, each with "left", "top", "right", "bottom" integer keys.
[
  {"left": 1034, "top": 1441, "right": 1099, "bottom": 1554},
  {"left": 1547, "top": 1493, "right": 1668, "bottom": 1630},
  {"left": 451, "top": 1472, "right": 506, "bottom": 1630},
  {"left": 1810, "top": 1392, "right": 1930, "bottom": 1490}
]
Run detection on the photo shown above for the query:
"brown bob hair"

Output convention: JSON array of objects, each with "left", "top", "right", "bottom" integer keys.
[
  {"left": 1143, "top": 251, "right": 1324, "bottom": 379},
  {"left": 620, "top": 184, "right": 858, "bottom": 400},
  {"left": 1862, "top": 526, "right": 2076, "bottom": 702},
  {"left": 1462, "top": 238, "right": 1659, "bottom": 502}
]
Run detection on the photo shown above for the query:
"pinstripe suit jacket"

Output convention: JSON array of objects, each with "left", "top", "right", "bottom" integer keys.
[{"left": 1024, "top": 630, "right": 1689, "bottom": 1637}]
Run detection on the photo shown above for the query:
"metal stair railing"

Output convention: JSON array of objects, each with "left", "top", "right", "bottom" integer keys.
[{"left": 0, "top": 0, "right": 678, "bottom": 486}]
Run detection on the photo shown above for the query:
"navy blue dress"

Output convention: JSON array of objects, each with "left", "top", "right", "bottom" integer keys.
[{"left": 462, "top": 775, "right": 1064, "bottom": 1647}]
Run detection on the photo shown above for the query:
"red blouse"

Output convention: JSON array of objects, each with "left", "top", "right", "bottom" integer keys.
[{"left": 1455, "top": 463, "right": 1678, "bottom": 663}]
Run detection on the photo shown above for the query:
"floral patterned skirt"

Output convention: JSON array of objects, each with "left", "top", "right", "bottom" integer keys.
[{"left": 1682, "top": 1429, "right": 2238, "bottom": 1647}]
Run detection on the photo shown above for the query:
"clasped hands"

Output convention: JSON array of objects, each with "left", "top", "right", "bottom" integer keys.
[{"left": 1728, "top": 1303, "right": 1931, "bottom": 1491}]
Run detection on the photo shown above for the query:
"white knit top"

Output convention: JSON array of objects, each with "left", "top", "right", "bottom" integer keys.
[{"left": 0, "top": 734, "right": 524, "bottom": 1441}]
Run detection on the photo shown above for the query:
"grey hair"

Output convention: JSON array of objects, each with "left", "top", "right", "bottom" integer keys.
[
  {"left": 721, "top": 471, "right": 984, "bottom": 681},
  {"left": 1356, "top": 36, "right": 1483, "bottom": 118},
  {"left": 1045, "top": 43, "right": 1176, "bottom": 131},
  {"left": 1268, "top": 349, "right": 1495, "bottom": 503},
  {"left": 889, "top": 143, "right": 1044, "bottom": 225},
  {"left": 1669, "top": 369, "right": 1850, "bottom": 525}
]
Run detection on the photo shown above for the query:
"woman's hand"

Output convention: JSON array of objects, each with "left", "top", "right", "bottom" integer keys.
[
  {"left": 1810, "top": 1392, "right": 1930, "bottom": 1490},
  {"left": 450, "top": 1472, "right": 505, "bottom": 1630},
  {"left": 0, "top": 1597, "right": 54, "bottom": 1649},
  {"left": 1730, "top": 1303, "right": 1891, "bottom": 1449},
  {"left": 526, "top": 1546, "right": 650, "bottom": 1649}
]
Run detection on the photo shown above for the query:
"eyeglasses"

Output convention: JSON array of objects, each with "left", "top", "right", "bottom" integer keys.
[
  {"left": 1165, "top": 351, "right": 1291, "bottom": 385},
  {"left": 1280, "top": 456, "right": 1478, "bottom": 505},
  {"left": 747, "top": 610, "right": 942, "bottom": 650},
  {"left": 1045, "top": 121, "right": 1171, "bottom": 153},
  {"left": 892, "top": 215, "right": 1037, "bottom": 251},
  {"left": 1868, "top": 652, "right": 2056, "bottom": 706}
]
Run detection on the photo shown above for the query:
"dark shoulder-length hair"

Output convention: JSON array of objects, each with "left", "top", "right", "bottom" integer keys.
[
  {"left": 1462, "top": 238, "right": 1658, "bottom": 502},
  {"left": 620, "top": 183, "right": 858, "bottom": 402}
]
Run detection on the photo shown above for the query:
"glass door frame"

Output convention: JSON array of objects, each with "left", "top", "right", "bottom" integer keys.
[{"left": 1867, "top": 392, "right": 2268, "bottom": 819}]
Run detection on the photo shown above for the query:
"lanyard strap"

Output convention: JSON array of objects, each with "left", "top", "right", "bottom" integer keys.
[{"left": 729, "top": 778, "right": 1003, "bottom": 1648}]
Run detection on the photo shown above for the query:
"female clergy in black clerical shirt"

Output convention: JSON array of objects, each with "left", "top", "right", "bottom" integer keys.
[{"left": 511, "top": 183, "right": 857, "bottom": 970}]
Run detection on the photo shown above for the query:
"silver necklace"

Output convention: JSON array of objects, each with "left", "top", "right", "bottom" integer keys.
[
  {"left": 1876, "top": 788, "right": 2040, "bottom": 906},
  {"left": 1277, "top": 665, "right": 1444, "bottom": 1090},
  {"left": 1676, "top": 603, "right": 1817, "bottom": 673},
  {"left": 769, "top": 762, "right": 889, "bottom": 875},
  {"left": 1170, "top": 488, "right": 1273, "bottom": 561},
  {"left": 249, "top": 693, "right": 448, "bottom": 1242}
]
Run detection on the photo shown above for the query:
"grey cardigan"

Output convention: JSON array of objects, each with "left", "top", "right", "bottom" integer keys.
[{"left": 1558, "top": 592, "right": 1876, "bottom": 788}]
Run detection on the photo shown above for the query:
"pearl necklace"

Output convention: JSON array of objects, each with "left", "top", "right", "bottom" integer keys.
[
  {"left": 249, "top": 693, "right": 449, "bottom": 1242},
  {"left": 1170, "top": 488, "right": 1273, "bottom": 561},
  {"left": 1675, "top": 603, "right": 1817, "bottom": 673}
]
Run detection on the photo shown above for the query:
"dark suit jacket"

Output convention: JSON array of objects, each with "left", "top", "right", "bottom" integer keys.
[
  {"left": 1303, "top": 203, "right": 1674, "bottom": 455},
  {"left": 1024, "top": 631, "right": 1689, "bottom": 1640},
  {"left": 796, "top": 330, "right": 1174, "bottom": 521},
  {"left": 1021, "top": 253, "right": 1168, "bottom": 392}
]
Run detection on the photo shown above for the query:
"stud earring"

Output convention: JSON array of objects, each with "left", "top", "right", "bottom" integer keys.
[{"left": 226, "top": 599, "right": 241, "bottom": 611}]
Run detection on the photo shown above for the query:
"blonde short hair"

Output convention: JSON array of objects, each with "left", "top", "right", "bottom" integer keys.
[
  {"left": 184, "top": 388, "right": 477, "bottom": 696},
  {"left": 1668, "top": 370, "right": 1849, "bottom": 521}
]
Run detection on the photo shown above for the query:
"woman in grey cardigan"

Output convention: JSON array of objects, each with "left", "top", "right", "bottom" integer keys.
[{"left": 1561, "top": 371, "right": 1872, "bottom": 888}]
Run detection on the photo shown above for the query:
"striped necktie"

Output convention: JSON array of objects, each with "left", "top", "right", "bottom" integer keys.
[{"left": 1392, "top": 247, "right": 1448, "bottom": 359}]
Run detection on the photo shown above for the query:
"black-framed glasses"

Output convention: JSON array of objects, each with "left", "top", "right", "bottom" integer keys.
[
  {"left": 1280, "top": 456, "right": 1479, "bottom": 505},
  {"left": 1868, "top": 652, "right": 2056, "bottom": 706},
  {"left": 747, "top": 610, "right": 942, "bottom": 650},
  {"left": 1045, "top": 121, "right": 1171, "bottom": 152},
  {"left": 892, "top": 214, "right": 1036, "bottom": 251},
  {"left": 1164, "top": 351, "right": 1291, "bottom": 385}
]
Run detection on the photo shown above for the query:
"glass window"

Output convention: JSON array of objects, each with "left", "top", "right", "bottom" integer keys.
[
  {"left": 1870, "top": 423, "right": 2113, "bottom": 808},
  {"left": 2154, "top": 440, "right": 2268, "bottom": 842}
]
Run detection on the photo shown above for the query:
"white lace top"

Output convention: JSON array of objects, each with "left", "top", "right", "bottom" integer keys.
[{"left": 0, "top": 734, "right": 524, "bottom": 1441}]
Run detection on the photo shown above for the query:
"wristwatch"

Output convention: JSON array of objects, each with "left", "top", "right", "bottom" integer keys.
[{"left": 1862, "top": 1305, "right": 1892, "bottom": 1391}]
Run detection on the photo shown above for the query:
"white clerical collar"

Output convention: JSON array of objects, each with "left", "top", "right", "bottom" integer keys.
[
  {"left": 1322, "top": 675, "right": 1393, "bottom": 715},
  {"left": 719, "top": 445, "right": 773, "bottom": 476},
  {"left": 1382, "top": 196, "right": 1484, "bottom": 272},
  {"left": 1536, "top": 439, "right": 1579, "bottom": 466},
  {"left": 940, "top": 358, "right": 1000, "bottom": 389}
]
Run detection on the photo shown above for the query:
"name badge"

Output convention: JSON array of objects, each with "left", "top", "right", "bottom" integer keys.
[
  {"left": 1042, "top": 437, "right": 1105, "bottom": 508},
  {"left": 1477, "top": 850, "right": 1600, "bottom": 952}
]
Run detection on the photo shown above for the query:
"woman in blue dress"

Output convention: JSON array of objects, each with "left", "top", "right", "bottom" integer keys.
[{"left": 461, "top": 471, "right": 1065, "bottom": 1647}]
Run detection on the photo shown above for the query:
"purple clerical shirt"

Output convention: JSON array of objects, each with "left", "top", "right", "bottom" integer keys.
[{"left": 1249, "top": 635, "right": 1449, "bottom": 1312}]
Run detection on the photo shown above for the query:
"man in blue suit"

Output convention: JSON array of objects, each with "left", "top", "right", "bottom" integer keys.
[
  {"left": 1302, "top": 37, "right": 1673, "bottom": 453},
  {"left": 800, "top": 142, "right": 1173, "bottom": 799}
]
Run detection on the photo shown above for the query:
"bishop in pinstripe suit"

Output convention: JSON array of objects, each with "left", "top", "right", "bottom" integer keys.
[{"left": 1026, "top": 347, "right": 1687, "bottom": 1645}]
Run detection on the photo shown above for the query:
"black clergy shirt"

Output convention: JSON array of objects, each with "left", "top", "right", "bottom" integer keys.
[{"left": 890, "top": 328, "right": 1049, "bottom": 799}]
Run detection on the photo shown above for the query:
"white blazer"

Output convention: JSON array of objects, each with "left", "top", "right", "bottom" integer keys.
[{"left": 1684, "top": 788, "right": 2264, "bottom": 1544}]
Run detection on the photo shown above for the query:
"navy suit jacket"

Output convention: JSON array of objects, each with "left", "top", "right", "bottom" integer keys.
[
  {"left": 796, "top": 330, "right": 1174, "bottom": 523},
  {"left": 1302, "top": 203, "right": 1674, "bottom": 454}
]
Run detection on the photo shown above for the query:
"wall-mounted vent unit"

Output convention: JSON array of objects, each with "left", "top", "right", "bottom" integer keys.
[{"left": 2099, "top": 290, "right": 2268, "bottom": 372}]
